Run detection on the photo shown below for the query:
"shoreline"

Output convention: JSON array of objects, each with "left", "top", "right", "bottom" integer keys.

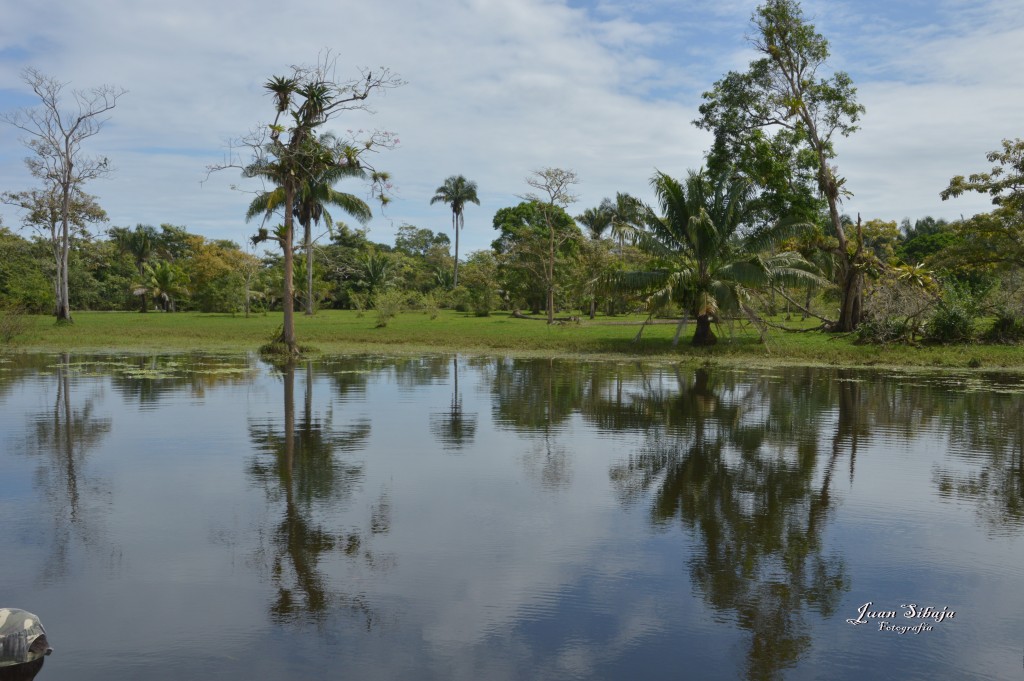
[{"left": 4, "top": 309, "right": 1024, "bottom": 372}]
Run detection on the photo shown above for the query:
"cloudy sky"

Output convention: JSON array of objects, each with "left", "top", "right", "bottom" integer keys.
[{"left": 1, "top": 0, "right": 1021, "bottom": 257}]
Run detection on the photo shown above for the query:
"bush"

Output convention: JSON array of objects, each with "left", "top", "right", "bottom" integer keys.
[
  {"left": 983, "top": 311, "right": 1024, "bottom": 344},
  {"left": 420, "top": 292, "right": 440, "bottom": 320},
  {"left": 924, "top": 284, "right": 976, "bottom": 343},
  {"left": 373, "top": 289, "right": 405, "bottom": 327},
  {"left": 349, "top": 291, "right": 368, "bottom": 318},
  {"left": 856, "top": 272, "right": 935, "bottom": 344},
  {"left": 0, "top": 306, "right": 29, "bottom": 344},
  {"left": 856, "top": 317, "right": 920, "bottom": 345}
]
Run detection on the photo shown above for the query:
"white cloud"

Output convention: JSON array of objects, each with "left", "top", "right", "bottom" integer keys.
[{"left": 0, "top": 0, "right": 1021, "bottom": 254}]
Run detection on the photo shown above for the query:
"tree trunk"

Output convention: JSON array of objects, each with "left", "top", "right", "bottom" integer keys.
[
  {"left": 280, "top": 182, "right": 298, "bottom": 354},
  {"left": 453, "top": 212, "right": 460, "bottom": 288},
  {"left": 589, "top": 298, "right": 596, "bottom": 320},
  {"left": 546, "top": 222, "right": 555, "bottom": 324},
  {"left": 691, "top": 314, "right": 717, "bottom": 346},
  {"left": 304, "top": 223, "right": 314, "bottom": 316},
  {"left": 56, "top": 194, "right": 72, "bottom": 323},
  {"left": 835, "top": 267, "right": 863, "bottom": 332}
]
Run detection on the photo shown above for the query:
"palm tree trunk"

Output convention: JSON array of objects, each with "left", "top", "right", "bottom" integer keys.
[
  {"left": 692, "top": 314, "right": 717, "bottom": 346},
  {"left": 304, "top": 223, "right": 314, "bottom": 316},
  {"left": 453, "top": 211, "right": 460, "bottom": 288},
  {"left": 281, "top": 183, "right": 298, "bottom": 353}
]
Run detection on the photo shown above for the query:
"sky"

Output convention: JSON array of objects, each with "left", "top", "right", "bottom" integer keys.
[{"left": 0, "top": 0, "right": 1022, "bottom": 258}]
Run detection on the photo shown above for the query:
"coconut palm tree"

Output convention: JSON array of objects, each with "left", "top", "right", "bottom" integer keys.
[
  {"left": 430, "top": 175, "right": 479, "bottom": 288},
  {"left": 110, "top": 224, "right": 157, "bottom": 312},
  {"left": 575, "top": 200, "right": 614, "bottom": 241},
  {"left": 617, "top": 169, "right": 822, "bottom": 346},
  {"left": 609, "top": 192, "right": 643, "bottom": 258},
  {"left": 247, "top": 134, "right": 371, "bottom": 315},
  {"left": 144, "top": 260, "right": 189, "bottom": 312}
]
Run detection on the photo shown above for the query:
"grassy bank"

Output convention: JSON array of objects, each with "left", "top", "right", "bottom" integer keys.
[{"left": 5, "top": 309, "right": 1024, "bottom": 369}]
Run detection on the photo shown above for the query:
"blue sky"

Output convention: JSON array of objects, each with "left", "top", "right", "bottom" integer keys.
[{"left": 1, "top": 0, "right": 1022, "bottom": 257}]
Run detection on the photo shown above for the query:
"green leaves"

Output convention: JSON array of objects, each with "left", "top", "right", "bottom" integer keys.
[{"left": 941, "top": 138, "right": 1024, "bottom": 211}]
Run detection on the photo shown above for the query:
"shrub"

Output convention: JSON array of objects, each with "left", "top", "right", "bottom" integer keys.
[
  {"left": 0, "top": 306, "right": 29, "bottom": 344},
  {"left": 373, "top": 289, "right": 405, "bottom": 328},
  {"left": 924, "top": 284, "right": 976, "bottom": 343},
  {"left": 349, "top": 292, "right": 368, "bottom": 318},
  {"left": 420, "top": 292, "right": 440, "bottom": 320},
  {"left": 856, "top": 317, "right": 920, "bottom": 345},
  {"left": 982, "top": 311, "right": 1024, "bottom": 344},
  {"left": 856, "top": 271, "right": 935, "bottom": 344}
]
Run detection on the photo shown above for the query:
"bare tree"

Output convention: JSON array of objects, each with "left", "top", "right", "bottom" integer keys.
[
  {"left": 522, "top": 168, "right": 580, "bottom": 324},
  {"left": 1, "top": 68, "right": 125, "bottom": 322}
]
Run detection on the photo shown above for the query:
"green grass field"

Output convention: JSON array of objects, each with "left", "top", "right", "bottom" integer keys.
[{"left": 5, "top": 309, "right": 1024, "bottom": 370}]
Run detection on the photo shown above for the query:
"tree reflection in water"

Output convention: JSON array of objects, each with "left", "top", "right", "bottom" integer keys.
[
  {"left": 430, "top": 355, "right": 478, "bottom": 450},
  {"left": 608, "top": 368, "right": 849, "bottom": 681},
  {"left": 27, "top": 353, "right": 114, "bottom": 584},
  {"left": 930, "top": 378, "right": 1024, "bottom": 532},
  {"left": 488, "top": 357, "right": 584, "bottom": 489},
  {"left": 247, "top": 360, "right": 387, "bottom": 628}
]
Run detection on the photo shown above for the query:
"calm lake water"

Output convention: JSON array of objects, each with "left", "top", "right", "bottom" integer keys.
[{"left": 1, "top": 353, "right": 1023, "bottom": 681}]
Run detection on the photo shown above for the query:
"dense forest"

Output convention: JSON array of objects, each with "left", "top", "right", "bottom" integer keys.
[{"left": 2, "top": 0, "right": 1023, "bottom": 351}]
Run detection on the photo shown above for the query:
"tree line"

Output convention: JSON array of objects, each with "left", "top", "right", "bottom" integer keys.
[{"left": 3, "top": 1, "right": 1024, "bottom": 352}]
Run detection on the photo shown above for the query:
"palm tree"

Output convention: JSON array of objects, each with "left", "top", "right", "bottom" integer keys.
[
  {"left": 430, "top": 175, "right": 479, "bottom": 288},
  {"left": 247, "top": 134, "right": 371, "bottom": 316},
  {"left": 609, "top": 192, "right": 643, "bottom": 258},
  {"left": 575, "top": 200, "right": 614, "bottom": 240},
  {"left": 618, "top": 169, "right": 822, "bottom": 346},
  {"left": 355, "top": 249, "right": 393, "bottom": 297},
  {"left": 110, "top": 224, "right": 157, "bottom": 312},
  {"left": 144, "top": 260, "right": 189, "bottom": 312}
]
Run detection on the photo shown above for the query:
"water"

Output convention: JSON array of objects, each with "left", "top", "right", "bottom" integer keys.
[{"left": 1, "top": 353, "right": 1022, "bottom": 681}]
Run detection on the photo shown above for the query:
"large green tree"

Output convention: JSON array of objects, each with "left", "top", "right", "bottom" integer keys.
[
  {"left": 492, "top": 200, "right": 581, "bottom": 318},
  {"left": 0, "top": 225, "right": 53, "bottom": 312},
  {"left": 2, "top": 188, "right": 108, "bottom": 317},
  {"left": 523, "top": 168, "right": 581, "bottom": 323},
  {"left": 937, "top": 139, "right": 1024, "bottom": 273},
  {"left": 616, "top": 169, "right": 821, "bottom": 346},
  {"left": 696, "top": 0, "right": 865, "bottom": 331},
  {"left": 430, "top": 175, "right": 480, "bottom": 288}
]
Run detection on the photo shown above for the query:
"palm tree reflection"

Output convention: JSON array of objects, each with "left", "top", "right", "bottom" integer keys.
[
  {"left": 248, "top": 360, "right": 386, "bottom": 627},
  {"left": 610, "top": 368, "right": 849, "bottom": 681},
  {"left": 430, "top": 356, "right": 477, "bottom": 450}
]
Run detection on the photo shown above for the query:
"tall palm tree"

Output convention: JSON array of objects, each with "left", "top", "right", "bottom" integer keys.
[
  {"left": 618, "top": 169, "right": 822, "bottom": 346},
  {"left": 110, "top": 224, "right": 157, "bottom": 312},
  {"left": 430, "top": 175, "right": 479, "bottom": 288},
  {"left": 247, "top": 134, "right": 371, "bottom": 315}
]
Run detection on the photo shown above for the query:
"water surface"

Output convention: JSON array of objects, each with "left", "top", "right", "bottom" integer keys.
[{"left": 1, "top": 353, "right": 1022, "bottom": 680}]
